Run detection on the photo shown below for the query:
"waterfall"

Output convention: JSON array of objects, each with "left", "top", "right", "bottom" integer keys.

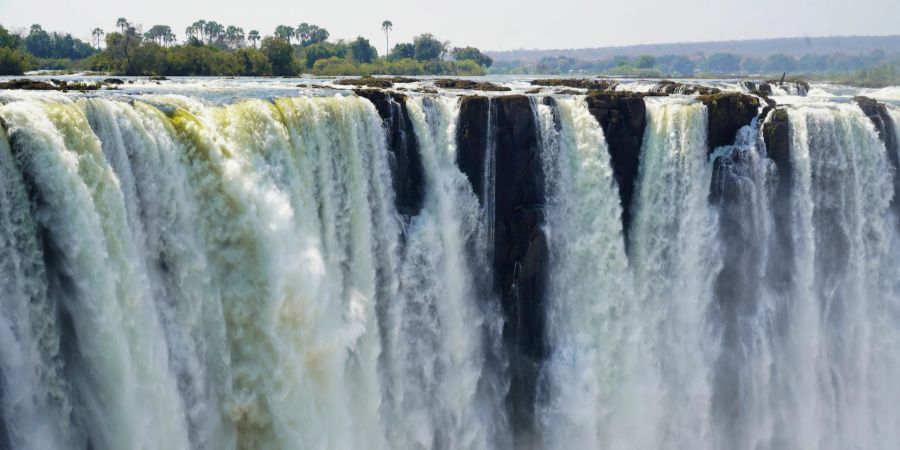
[
  {"left": 2, "top": 86, "right": 900, "bottom": 450},
  {"left": 778, "top": 103, "right": 897, "bottom": 449},
  {"left": 535, "top": 96, "right": 634, "bottom": 449},
  {"left": 381, "top": 95, "right": 504, "bottom": 450}
]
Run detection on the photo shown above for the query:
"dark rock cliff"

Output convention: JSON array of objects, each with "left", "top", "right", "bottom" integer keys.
[
  {"left": 584, "top": 91, "right": 647, "bottom": 241},
  {"left": 354, "top": 89, "right": 425, "bottom": 216},
  {"left": 457, "top": 95, "right": 548, "bottom": 435},
  {"left": 699, "top": 93, "right": 761, "bottom": 151},
  {"left": 855, "top": 96, "right": 900, "bottom": 216}
]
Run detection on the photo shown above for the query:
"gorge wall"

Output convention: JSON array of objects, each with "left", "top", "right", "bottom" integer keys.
[{"left": 1, "top": 82, "right": 899, "bottom": 450}]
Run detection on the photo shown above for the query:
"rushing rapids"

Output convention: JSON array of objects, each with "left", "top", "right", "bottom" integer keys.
[{"left": 0, "top": 77, "right": 899, "bottom": 450}]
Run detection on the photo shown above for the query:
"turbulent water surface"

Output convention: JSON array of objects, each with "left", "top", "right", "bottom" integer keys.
[{"left": 1, "top": 78, "right": 899, "bottom": 450}]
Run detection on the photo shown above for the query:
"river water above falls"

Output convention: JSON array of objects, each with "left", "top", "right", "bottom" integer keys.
[{"left": 1, "top": 77, "right": 899, "bottom": 450}]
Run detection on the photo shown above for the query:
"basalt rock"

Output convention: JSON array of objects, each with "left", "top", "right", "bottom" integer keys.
[
  {"left": 354, "top": 88, "right": 425, "bottom": 216},
  {"left": 740, "top": 80, "right": 772, "bottom": 96},
  {"left": 335, "top": 76, "right": 417, "bottom": 88},
  {"left": 434, "top": 79, "right": 511, "bottom": 92},
  {"left": 584, "top": 91, "right": 647, "bottom": 240},
  {"left": 457, "top": 94, "right": 547, "bottom": 435},
  {"left": 530, "top": 78, "right": 618, "bottom": 91},
  {"left": 0, "top": 79, "right": 101, "bottom": 92},
  {"left": 762, "top": 107, "right": 794, "bottom": 290},
  {"left": 766, "top": 78, "right": 810, "bottom": 95},
  {"left": 6, "top": 79, "right": 82, "bottom": 91},
  {"left": 651, "top": 80, "right": 721, "bottom": 95},
  {"left": 699, "top": 93, "right": 761, "bottom": 151},
  {"left": 854, "top": 96, "right": 900, "bottom": 215}
]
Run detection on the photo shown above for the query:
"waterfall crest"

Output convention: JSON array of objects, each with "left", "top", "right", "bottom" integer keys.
[{"left": 1, "top": 89, "right": 900, "bottom": 450}]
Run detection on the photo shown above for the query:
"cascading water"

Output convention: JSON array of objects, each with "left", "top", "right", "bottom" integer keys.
[{"left": 2, "top": 82, "right": 900, "bottom": 450}]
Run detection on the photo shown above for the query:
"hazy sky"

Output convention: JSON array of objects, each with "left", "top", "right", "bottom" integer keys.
[{"left": 1, "top": 0, "right": 898, "bottom": 52}]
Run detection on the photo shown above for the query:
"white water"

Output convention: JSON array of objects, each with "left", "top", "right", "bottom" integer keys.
[
  {"left": 0, "top": 94, "right": 502, "bottom": 450},
  {"left": 2, "top": 88, "right": 900, "bottom": 450}
]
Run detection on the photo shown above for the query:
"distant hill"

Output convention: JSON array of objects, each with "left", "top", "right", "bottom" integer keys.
[{"left": 487, "top": 35, "right": 900, "bottom": 61}]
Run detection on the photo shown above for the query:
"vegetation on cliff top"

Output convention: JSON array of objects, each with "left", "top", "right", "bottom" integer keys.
[{"left": 0, "top": 19, "right": 494, "bottom": 76}]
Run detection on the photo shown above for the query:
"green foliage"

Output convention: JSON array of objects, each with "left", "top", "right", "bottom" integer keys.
[
  {"left": 25, "top": 24, "right": 95, "bottom": 59},
  {"left": 389, "top": 43, "right": 415, "bottom": 61},
  {"left": 413, "top": 34, "right": 446, "bottom": 61},
  {"left": 296, "top": 23, "right": 329, "bottom": 47},
  {"left": 301, "top": 42, "right": 345, "bottom": 69},
  {"left": 313, "top": 57, "right": 359, "bottom": 75},
  {"left": 451, "top": 46, "right": 492, "bottom": 67},
  {"left": 349, "top": 37, "right": 377, "bottom": 64},
  {"left": 0, "top": 47, "right": 34, "bottom": 75},
  {"left": 0, "top": 25, "right": 22, "bottom": 49},
  {"left": 261, "top": 36, "right": 295, "bottom": 75}
]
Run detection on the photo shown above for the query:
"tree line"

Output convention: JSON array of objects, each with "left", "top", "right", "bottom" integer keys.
[
  {"left": 0, "top": 19, "right": 494, "bottom": 76},
  {"left": 492, "top": 50, "right": 900, "bottom": 85}
]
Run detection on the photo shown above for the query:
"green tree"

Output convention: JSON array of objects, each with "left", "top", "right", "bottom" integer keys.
[
  {"left": 225, "top": 26, "right": 244, "bottom": 49},
  {"left": 25, "top": 24, "right": 51, "bottom": 57},
  {"left": 381, "top": 20, "right": 392, "bottom": 56},
  {"left": 204, "top": 21, "right": 224, "bottom": 46},
  {"left": 144, "top": 25, "right": 173, "bottom": 46},
  {"left": 0, "top": 47, "right": 33, "bottom": 75},
  {"left": 115, "top": 18, "right": 130, "bottom": 34},
  {"left": 275, "top": 25, "right": 295, "bottom": 43},
  {"left": 186, "top": 20, "right": 207, "bottom": 42},
  {"left": 451, "top": 46, "right": 492, "bottom": 67},
  {"left": 248, "top": 30, "right": 260, "bottom": 48},
  {"left": 389, "top": 42, "right": 414, "bottom": 60},
  {"left": 349, "top": 36, "right": 377, "bottom": 63},
  {"left": 296, "top": 23, "right": 329, "bottom": 47},
  {"left": 91, "top": 28, "right": 104, "bottom": 49},
  {"left": 413, "top": 33, "right": 445, "bottom": 61},
  {"left": 261, "top": 36, "right": 295, "bottom": 75}
]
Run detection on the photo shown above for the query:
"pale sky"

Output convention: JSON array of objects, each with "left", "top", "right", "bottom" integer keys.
[{"left": 1, "top": 0, "right": 898, "bottom": 52}]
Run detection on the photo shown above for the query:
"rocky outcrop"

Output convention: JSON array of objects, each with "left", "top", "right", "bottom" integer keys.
[
  {"left": 740, "top": 80, "right": 773, "bottom": 96},
  {"left": 651, "top": 80, "right": 721, "bottom": 95},
  {"left": 457, "top": 94, "right": 547, "bottom": 436},
  {"left": 354, "top": 89, "right": 425, "bottom": 216},
  {"left": 699, "top": 93, "right": 761, "bottom": 151},
  {"left": 854, "top": 96, "right": 900, "bottom": 215},
  {"left": 335, "top": 76, "right": 417, "bottom": 88},
  {"left": 0, "top": 79, "right": 102, "bottom": 91},
  {"left": 530, "top": 78, "right": 618, "bottom": 90},
  {"left": 761, "top": 107, "right": 794, "bottom": 291},
  {"left": 584, "top": 91, "right": 647, "bottom": 240},
  {"left": 762, "top": 108, "right": 791, "bottom": 177},
  {"left": 433, "top": 79, "right": 511, "bottom": 91}
]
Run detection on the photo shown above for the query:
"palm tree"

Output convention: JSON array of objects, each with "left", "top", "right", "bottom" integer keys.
[
  {"left": 91, "top": 28, "right": 104, "bottom": 49},
  {"left": 116, "top": 18, "right": 129, "bottom": 34},
  {"left": 248, "top": 30, "right": 260, "bottom": 48},
  {"left": 381, "top": 20, "right": 393, "bottom": 56}
]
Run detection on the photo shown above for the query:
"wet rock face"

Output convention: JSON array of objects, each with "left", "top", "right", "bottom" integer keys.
[
  {"left": 457, "top": 94, "right": 547, "bottom": 434},
  {"left": 456, "top": 96, "right": 491, "bottom": 201},
  {"left": 763, "top": 108, "right": 791, "bottom": 178},
  {"left": 584, "top": 91, "right": 647, "bottom": 239},
  {"left": 354, "top": 89, "right": 425, "bottom": 216},
  {"left": 699, "top": 93, "right": 761, "bottom": 151},
  {"left": 651, "top": 80, "right": 722, "bottom": 95},
  {"left": 855, "top": 96, "right": 900, "bottom": 215},
  {"left": 433, "top": 79, "right": 511, "bottom": 91},
  {"left": 530, "top": 78, "right": 619, "bottom": 90}
]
